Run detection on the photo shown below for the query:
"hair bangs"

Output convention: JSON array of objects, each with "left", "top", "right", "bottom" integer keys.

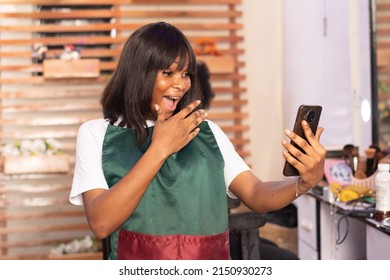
[{"left": 148, "top": 25, "right": 196, "bottom": 75}]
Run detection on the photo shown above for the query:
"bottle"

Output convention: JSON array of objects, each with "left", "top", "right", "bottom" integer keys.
[{"left": 374, "top": 163, "right": 390, "bottom": 222}]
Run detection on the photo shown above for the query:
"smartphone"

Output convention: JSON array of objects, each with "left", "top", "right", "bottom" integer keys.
[{"left": 283, "top": 105, "right": 322, "bottom": 176}]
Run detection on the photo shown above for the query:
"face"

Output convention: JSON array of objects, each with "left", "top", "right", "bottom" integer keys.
[{"left": 151, "top": 59, "right": 191, "bottom": 119}]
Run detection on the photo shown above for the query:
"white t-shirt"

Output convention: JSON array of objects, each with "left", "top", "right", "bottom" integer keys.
[{"left": 69, "top": 118, "right": 251, "bottom": 205}]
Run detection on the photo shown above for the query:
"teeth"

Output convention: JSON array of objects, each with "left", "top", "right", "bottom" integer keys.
[{"left": 167, "top": 96, "right": 179, "bottom": 100}]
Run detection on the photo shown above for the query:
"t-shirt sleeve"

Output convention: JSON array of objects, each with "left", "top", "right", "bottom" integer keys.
[
  {"left": 69, "top": 120, "right": 109, "bottom": 205},
  {"left": 207, "top": 120, "right": 251, "bottom": 198}
]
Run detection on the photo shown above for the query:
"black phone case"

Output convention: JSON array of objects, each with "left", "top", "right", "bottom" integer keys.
[{"left": 283, "top": 105, "right": 322, "bottom": 176}]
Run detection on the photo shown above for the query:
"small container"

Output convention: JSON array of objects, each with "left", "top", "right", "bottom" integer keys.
[
  {"left": 374, "top": 163, "right": 390, "bottom": 222},
  {"left": 323, "top": 186, "right": 335, "bottom": 203}
]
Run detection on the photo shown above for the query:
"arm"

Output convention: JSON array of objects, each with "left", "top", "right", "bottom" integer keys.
[
  {"left": 82, "top": 100, "right": 207, "bottom": 239},
  {"left": 230, "top": 120, "right": 326, "bottom": 213}
]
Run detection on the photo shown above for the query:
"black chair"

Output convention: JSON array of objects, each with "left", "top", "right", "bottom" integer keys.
[
  {"left": 102, "top": 235, "right": 111, "bottom": 260},
  {"left": 227, "top": 196, "right": 267, "bottom": 259}
]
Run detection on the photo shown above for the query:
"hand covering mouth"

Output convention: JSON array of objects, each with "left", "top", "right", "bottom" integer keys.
[{"left": 163, "top": 96, "right": 181, "bottom": 111}]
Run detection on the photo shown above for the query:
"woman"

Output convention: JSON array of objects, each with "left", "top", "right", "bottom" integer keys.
[{"left": 69, "top": 22, "right": 326, "bottom": 260}]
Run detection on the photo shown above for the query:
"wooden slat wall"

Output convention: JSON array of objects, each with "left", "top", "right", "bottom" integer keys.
[
  {"left": 376, "top": 0, "right": 390, "bottom": 148},
  {"left": 0, "top": 0, "right": 248, "bottom": 259}
]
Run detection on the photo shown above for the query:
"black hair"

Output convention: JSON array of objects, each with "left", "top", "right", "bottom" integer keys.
[
  {"left": 101, "top": 22, "right": 200, "bottom": 144},
  {"left": 196, "top": 61, "right": 215, "bottom": 109}
]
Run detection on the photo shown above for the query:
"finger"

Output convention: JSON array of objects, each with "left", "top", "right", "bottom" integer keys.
[
  {"left": 297, "top": 121, "right": 324, "bottom": 155},
  {"left": 155, "top": 103, "right": 175, "bottom": 121},
  {"left": 154, "top": 104, "right": 165, "bottom": 122},
  {"left": 175, "top": 100, "right": 201, "bottom": 119},
  {"left": 184, "top": 109, "right": 208, "bottom": 129},
  {"left": 315, "top": 127, "right": 325, "bottom": 140},
  {"left": 188, "top": 127, "right": 201, "bottom": 141},
  {"left": 303, "top": 122, "right": 325, "bottom": 150},
  {"left": 282, "top": 149, "right": 305, "bottom": 173},
  {"left": 304, "top": 124, "right": 326, "bottom": 156},
  {"left": 283, "top": 128, "right": 316, "bottom": 166},
  {"left": 301, "top": 120, "right": 317, "bottom": 145},
  {"left": 284, "top": 128, "right": 308, "bottom": 153},
  {"left": 282, "top": 139, "right": 307, "bottom": 163}
]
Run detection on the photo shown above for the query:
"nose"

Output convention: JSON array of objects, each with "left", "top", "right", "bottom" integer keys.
[{"left": 173, "top": 74, "right": 185, "bottom": 91}]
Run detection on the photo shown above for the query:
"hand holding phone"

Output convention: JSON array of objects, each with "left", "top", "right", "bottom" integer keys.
[{"left": 283, "top": 105, "right": 322, "bottom": 176}]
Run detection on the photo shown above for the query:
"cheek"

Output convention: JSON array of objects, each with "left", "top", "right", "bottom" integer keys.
[
  {"left": 155, "top": 79, "right": 169, "bottom": 92},
  {"left": 184, "top": 79, "right": 191, "bottom": 91}
]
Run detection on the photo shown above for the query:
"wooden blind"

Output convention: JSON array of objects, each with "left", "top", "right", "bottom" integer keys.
[
  {"left": 376, "top": 0, "right": 390, "bottom": 148},
  {"left": 0, "top": 0, "right": 248, "bottom": 259}
]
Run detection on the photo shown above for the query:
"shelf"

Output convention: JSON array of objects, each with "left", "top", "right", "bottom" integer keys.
[
  {"left": 43, "top": 59, "right": 100, "bottom": 79},
  {"left": 196, "top": 55, "right": 235, "bottom": 74},
  {"left": 48, "top": 252, "right": 103, "bottom": 260},
  {"left": 1, "top": 155, "right": 70, "bottom": 175}
]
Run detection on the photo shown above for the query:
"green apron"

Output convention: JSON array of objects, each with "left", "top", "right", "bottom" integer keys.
[{"left": 102, "top": 121, "right": 229, "bottom": 259}]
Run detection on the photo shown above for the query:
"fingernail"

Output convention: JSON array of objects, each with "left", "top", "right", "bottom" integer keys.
[{"left": 285, "top": 129, "right": 291, "bottom": 135}]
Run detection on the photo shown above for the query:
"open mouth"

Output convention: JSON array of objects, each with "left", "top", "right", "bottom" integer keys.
[{"left": 163, "top": 96, "right": 181, "bottom": 111}]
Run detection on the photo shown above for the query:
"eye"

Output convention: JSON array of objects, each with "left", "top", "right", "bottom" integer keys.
[{"left": 162, "top": 70, "right": 173, "bottom": 77}]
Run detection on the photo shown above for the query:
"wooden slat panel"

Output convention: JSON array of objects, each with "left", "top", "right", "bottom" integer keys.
[
  {"left": 0, "top": 223, "right": 89, "bottom": 235},
  {"left": 0, "top": 76, "right": 107, "bottom": 85},
  {"left": 376, "top": 1, "right": 390, "bottom": 165},
  {"left": 1, "top": 174, "right": 74, "bottom": 182},
  {"left": 0, "top": 211, "right": 84, "bottom": 221},
  {"left": 230, "top": 137, "right": 250, "bottom": 146},
  {"left": 0, "top": 10, "right": 242, "bottom": 19},
  {"left": 0, "top": 74, "right": 246, "bottom": 84},
  {"left": 1, "top": 113, "right": 247, "bottom": 126},
  {"left": 1, "top": 100, "right": 247, "bottom": 113},
  {"left": 1, "top": 236, "right": 91, "bottom": 250},
  {"left": 0, "top": 89, "right": 102, "bottom": 99},
  {"left": 376, "top": 16, "right": 390, "bottom": 23},
  {"left": 0, "top": 184, "right": 71, "bottom": 194},
  {"left": 0, "top": 195, "right": 70, "bottom": 206},
  {"left": 0, "top": 0, "right": 247, "bottom": 260},
  {"left": 0, "top": 35, "right": 244, "bottom": 46},
  {"left": 210, "top": 99, "right": 247, "bottom": 107},
  {"left": 0, "top": 115, "right": 106, "bottom": 126},
  {"left": 0, "top": 130, "right": 79, "bottom": 140},
  {"left": 0, "top": 253, "right": 49, "bottom": 260},
  {"left": 236, "top": 149, "right": 250, "bottom": 158},
  {"left": 213, "top": 87, "right": 246, "bottom": 94},
  {"left": 0, "top": 23, "right": 243, "bottom": 33},
  {"left": 219, "top": 124, "right": 249, "bottom": 132},
  {"left": 0, "top": 0, "right": 240, "bottom": 4},
  {"left": 0, "top": 36, "right": 125, "bottom": 46},
  {"left": 377, "top": 2, "right": 390, "bottom": 10},
  {"left": 1, "top": 103, "right": 101, "bottom": 113},
  {"left": 0, "top": 87, "right": 244, "bottom": 99},
  {"left": 208, "top": 112, "right": 248, "bottom": 120},
  {"left": 0, "top": 59, "right": 244, "bottom": 74},
  {"left": 0, "top": 127, "right": 245, "bottom": 141},
  {"left": 0, "top": 0, "right": 241, "bottom": 4}
]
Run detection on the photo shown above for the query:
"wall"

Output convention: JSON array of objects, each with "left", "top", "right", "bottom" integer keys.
[
  {"left": 283, "top": 0, "right": 373, "bottom": 152},
  {"left": 244, "top": 0, "right": 375, "bottom": 180},
  {"left": 243, "top": 0, "right": 285, "bottom": 180}
]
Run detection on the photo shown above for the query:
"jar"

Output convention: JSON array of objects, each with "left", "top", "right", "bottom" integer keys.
[{"left": 374, "top": 163, "right": 390, "bottom": 222}]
